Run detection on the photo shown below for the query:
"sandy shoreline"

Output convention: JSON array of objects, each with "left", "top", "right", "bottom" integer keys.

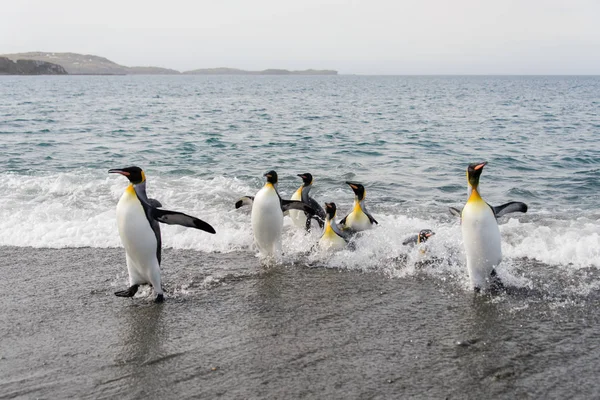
[{"left": 1, "top": 246, "right": 599, "bottom": 399}]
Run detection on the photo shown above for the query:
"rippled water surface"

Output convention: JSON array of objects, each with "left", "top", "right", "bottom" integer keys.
[{"left": 1, "top": 75, "right": 600, "bottom": 398}]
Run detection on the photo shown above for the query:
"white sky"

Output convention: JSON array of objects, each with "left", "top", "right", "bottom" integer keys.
[{"left": 1, "top": 0, "right": 599, "bottom": 74}]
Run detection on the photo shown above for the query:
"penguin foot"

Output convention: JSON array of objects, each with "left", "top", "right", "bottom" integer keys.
[
  {"left": 489, "top": 270, "right": 505, "bottom": 294},
  {"left": 114, "top": 284, "right": 139, "bottom": 298},
  {"left": 154, "top": 294, "right": 164, "bottom": 303}
]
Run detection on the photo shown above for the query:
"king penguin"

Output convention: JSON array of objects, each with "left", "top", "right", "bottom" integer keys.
[
  {"left": 250, "top": 170, "right": 314, "bottom": 258},
  {"left": 339, "top": 182, "right": 378, "bottom": 231},
  {"left": 318, "top": 202, "right": 351, "bottom": 250},
  {"left": 109, "top": 166, "right": 216, "bottom": 302},
  {"left": 460, "top": 162, "right": 506, "bottom": 292},
  {"left": 289, "top": 173, "right": 325, "bottom": 231},
  {"left": 402, "top": 229, "right": 435, "bottom": 246}
]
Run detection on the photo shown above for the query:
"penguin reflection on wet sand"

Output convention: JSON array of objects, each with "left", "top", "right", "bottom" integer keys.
[
  {"left": 458, "top": 162, "right": 527, "bottom": 293},
  {"left": 340, "top": 182, "right": 378, "bottom": 231},
  {"left": 249, "top": 170, "right": 315, "bottom": 258},
  {"left": 109, "top": 166, "right": 216, "bottom": 303},
  {"left": 290, "top": 173, "right": 325, "bottom": 231}
]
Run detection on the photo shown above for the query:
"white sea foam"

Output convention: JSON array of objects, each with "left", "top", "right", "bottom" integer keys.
[{"left": 1, "top": 171, "right": 599, "bottom": 280}]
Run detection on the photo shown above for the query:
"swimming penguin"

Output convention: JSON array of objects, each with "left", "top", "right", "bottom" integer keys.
[
  {"left": 339, "top": 181, "right": 378, "bottom": 231},
  {"left": 402, "top": 229, "right": 435, "bottom": 246},
  {"left": 250, "top": 170, "right": 314, "bottom": 258},
  {"left": 318, "top": 202, "right": 351, "bottom": 250},
  {"left": 109, "top": 166, "right": 216, "bottom": 302},
  {"left": 289, "top": 173, "right": 325, "bottom": 231},
  {"left": 460, "top": 162, "right": 522, "bottom": 292}
]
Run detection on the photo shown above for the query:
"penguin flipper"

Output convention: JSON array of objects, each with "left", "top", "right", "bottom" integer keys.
[
  {"left": 305, "top": 215, "right": 325, "bottom": 231},
  {"left": 365, "top": 211, "right": 378, "bottom": 225},
  {"left": 307, "top": 198, "right": 326, "bottom": 219},
  {"left": 281, "top": 199, "right": 314, "bottom": 214},
  {"left": 449, "top": 207, "right": 462, "bottom": 218},
  {"left": 492, "top": 201, "right": 528, "bottom": 218},
  {"left": 148, "top": 198, "right": 163, "bottom": 208},
  {"left": 402, "top": 234, "right": 419, "bottom": 246},
  {"left": 153, "top": 208, "right": 216, "bottom": 234},
  {"left": 339, "top": 215, "right": 348, "bottom": 227},
  {"left": 313, "top": 215, "right": 325, "bottom": 229},
  {"left": 235, "top": 196, "right": 254, "bottom": 209}
]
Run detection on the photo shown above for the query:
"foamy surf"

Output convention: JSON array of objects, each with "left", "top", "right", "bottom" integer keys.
[{"left": 2, "top": 170, "right": 597, "bottom": 298}]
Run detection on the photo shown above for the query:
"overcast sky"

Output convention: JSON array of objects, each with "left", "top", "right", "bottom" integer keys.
[{"left": 1, "top": 0, "right": 599, "bottom": 74}]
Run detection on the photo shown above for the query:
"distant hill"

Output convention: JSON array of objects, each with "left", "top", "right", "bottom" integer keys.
[
  {"left": 0, "top": 56, "right": 67, "bottom": 75},
  {"left": 0, "top": 52, "right": 337, "bottom": 76},
  {"left": 183, "top": 67, "right": 338, "bottom": 75},
  {"left": 127, "top": 66, "right": 180, "bottom": 75},
  {"left": 0, "top": 52, "right": 179, "bottom": 75}
]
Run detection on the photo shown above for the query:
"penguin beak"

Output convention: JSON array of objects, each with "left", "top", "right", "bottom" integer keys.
[
  {"left": 474, "top": 162, "right": 487, "bottom": 171},
  {"left": 108, "top": 169, "right": 130, "bottom": 176},
  {"left": 426, "top": 232, "right": 435, "bottom": 238}
]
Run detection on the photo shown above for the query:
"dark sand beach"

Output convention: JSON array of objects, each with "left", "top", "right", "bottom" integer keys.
[{"left": 2, "top": 246, "right": 600, "bottom": 399}]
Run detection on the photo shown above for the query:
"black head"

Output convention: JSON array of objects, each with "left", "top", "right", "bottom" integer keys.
[
  {"left": 418, "top": 229, "right": 435, "bottom": 243},
  {"left": 297, "top": 173, "right": 313, "bottom": 186},
  {"left": 346, "top": 181, "right": 365, "bottom": 201},
  {"left": 108, "top": 166, "right": 145, "bottom": 184},
  {"left": 466, "top": 162, "right": 487, "bottom": 188},
  {"left": 324, "top": 202, "right": 337, "bottom": 219},
  {"left": 264, "top": 170, "right": 278, "bottom": 184}
]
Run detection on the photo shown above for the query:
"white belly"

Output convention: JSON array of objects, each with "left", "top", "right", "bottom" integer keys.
[
  {"left": 461, "top": 201, "right": 502, "bottom": 289},
  {"left": 116, "top": 189, "right": 160, "bottom": 286},
  {"left": 289, "top": 188, "right": 306, "bottom": 229},
  {"left": 318, "top": 224, "right": 347, "bottom": 251},
  {"left": 251, "top": 186, "right": 283, "bottom": 257},
  {"left": 345, "top": 205, "right": 372, "bottom": 231}
]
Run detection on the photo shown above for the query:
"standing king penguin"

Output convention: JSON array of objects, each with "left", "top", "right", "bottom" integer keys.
[
  {"left": 109, "top": 166, "right": 215, "bottom": 302},
  {"left": 289, "top": 173, "right": 325, "bottom": 231},
  {"left": 461, "top": 162, "right": 512, "bottom": 292},
  {"left": 339, "top": 182, "right": 378, "bottom": 231},
  {"left": 251, "top": 170, "right": 314, "bottom": 258},
  {"left": 318, "top": 202, "right": 350, "bottom": 250}
]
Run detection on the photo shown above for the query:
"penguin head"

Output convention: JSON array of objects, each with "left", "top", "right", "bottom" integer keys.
[
  {"left": 264, "top": 170, "right": 278, "bottom": 185},
  {"left": 298, "top": 173, "right": 313, "bottom": 187},
  {"left": 418, "top": 229, "right": 435, "bottom": 244},
  {"left": 466, "top": 162, "right": 487, "bottom": 188},
  {"left": 324, "top": 202, "right": 337, "bottom": 220},
  {"left": 346, "top": 181, "right": 365, "bottom": 201},
  {"left": 108, "top": 166, "right": 146, "bottom": 184}
]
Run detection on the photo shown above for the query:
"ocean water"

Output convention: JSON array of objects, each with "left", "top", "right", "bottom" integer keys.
[{"left": 1, "top": 75, "right": 600, "bottom": 398}]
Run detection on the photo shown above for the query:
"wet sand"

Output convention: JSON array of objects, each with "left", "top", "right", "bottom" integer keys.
[{"left": 1, "top": 246, "right": 600, "bottom": 399}]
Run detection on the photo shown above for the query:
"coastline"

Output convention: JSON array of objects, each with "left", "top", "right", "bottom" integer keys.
[{"left": 1, "top": 245, "right": 599, "bottom": 398}]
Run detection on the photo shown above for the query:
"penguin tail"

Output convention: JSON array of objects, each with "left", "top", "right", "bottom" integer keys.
[{"left": 115, "top": 285, "right": 139, "bottom": 298}]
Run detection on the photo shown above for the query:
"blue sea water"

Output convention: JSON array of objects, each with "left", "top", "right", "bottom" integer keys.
[{"left": 1, "top": 74, "right": 600, "bottom": 287}]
